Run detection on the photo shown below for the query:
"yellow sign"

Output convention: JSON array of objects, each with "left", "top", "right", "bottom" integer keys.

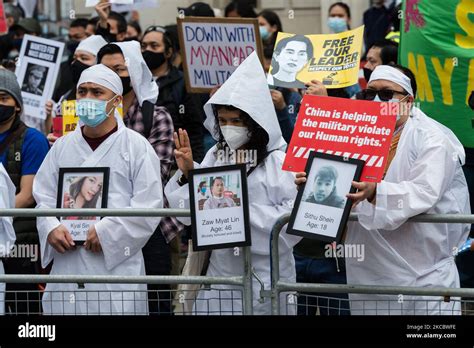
[
  {"left": 268, "top": 26, "right": 364, "bottom": 89},
  {"left": 61, "top": 100, "right": 78, "bottom": 135}
]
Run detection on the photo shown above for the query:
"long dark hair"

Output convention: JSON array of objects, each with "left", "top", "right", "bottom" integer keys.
[
  {"left": 212, "top": 105, "right": 269, "bottom": 167},
  {"left": 225, "top": 0, "right": 257, "bottom": 18},
  {"left": 258, "top": 10, "right": 283, "bottom": 45},
  {"left": 69, "top": 177, "right": 102, "bottom": 209}
]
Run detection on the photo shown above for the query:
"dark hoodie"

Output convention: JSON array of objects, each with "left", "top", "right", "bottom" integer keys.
[{"left": 156, "top": 65, "right": 204, "bottom": 162}]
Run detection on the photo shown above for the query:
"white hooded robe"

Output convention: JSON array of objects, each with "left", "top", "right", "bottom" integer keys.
[
  {"left": 33, "top": 119, "right": 163, "bottom": 315},
  {"left": 346, "top": 107, "right": 471, "bottom": 315},
  {"left": 165, "top": 52, "right": 301, "bottom": 315}
]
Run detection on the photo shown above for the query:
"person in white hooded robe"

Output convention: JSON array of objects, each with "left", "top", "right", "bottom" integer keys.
[
  {"left": 33, "top": 64, "right": 163, "bottom": 315},
  {"left": 0, "top": 164, "right": 16, "bottom": 315},
  {"left": 165, "top": 51, "right": 301, "bottom": 315},
  {"left": 296, "top": 64, "right": 470, "bottom": 315}
]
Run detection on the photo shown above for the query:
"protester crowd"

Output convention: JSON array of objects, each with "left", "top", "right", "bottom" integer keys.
[{"left": 0, "top": 0, "right": 472, "bottom": 316}]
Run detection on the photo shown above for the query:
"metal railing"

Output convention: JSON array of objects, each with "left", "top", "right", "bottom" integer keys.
[
  {"left": 270, "top": 213, "right": 474, "bottom": 315},
  {"left": 0, "top": 208, "right": 254, "bottom": 315},
  {"left": 0, "top": 209, "right": 473, "bottom": 315}
]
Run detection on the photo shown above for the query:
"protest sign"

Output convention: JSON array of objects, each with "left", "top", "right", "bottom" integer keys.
[
  {"left": 62, "top": 100, "right": 79, "bottom": 135},
  {"left": 283, "top": 95, "right": 396, "bottom": 182},
  {"left": 0, "top": 1, "right": 7, "bottom": 35},
  {"left": 85, "top": 0, "right": 133, "bottom": 7},
  {"left": 400, "top": 0, "right": 473, "bottom": 148},
  {"left": 267, "top": 26, "right": 364, "bottom": 89},
  {"left": 288, "top": 152, "right": 364, "bottom": 243},
  {"left": 15, "top": 35, "right": 64, "bottom": 120},
  {"left": 111, "top": 0, "right": 158, "bottom": 11},
  {"left": 178, "top": 17, "right": 263, "bottom": 93},
  {"left": 189, "top": 164, "right": 251, "bottom": 251}
]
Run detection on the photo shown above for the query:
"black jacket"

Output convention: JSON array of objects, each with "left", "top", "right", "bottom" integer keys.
[{"left": 156, "top": 66, "right": 204, "bottom": 162}]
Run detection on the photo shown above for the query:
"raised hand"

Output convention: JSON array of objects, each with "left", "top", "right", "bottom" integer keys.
[{"left": 173, "top": 128, "right": 194, "bottom": 178}]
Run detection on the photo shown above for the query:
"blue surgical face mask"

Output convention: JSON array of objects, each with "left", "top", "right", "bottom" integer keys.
[
  {"left": 201, "top": 187, "right": 207, "bottom": 194},
  {"left": 327, "top": 17, "right": 348, "bottom": 33},
  {"left": 76, "top": 96, "right": 117, "bottom": 127},
  {"left": 260, "top": 25, "right": 271, "bottom": 40}
]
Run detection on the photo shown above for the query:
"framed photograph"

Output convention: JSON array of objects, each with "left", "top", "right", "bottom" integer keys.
[
  {"left": 56, "top": 167, "right": 110, "bottom": 245},
  {"left": 287, "top": 152, "right": 364, "bottom": 243},
  {"left": 189, "top": 164, "right": 251, "bottom": 251}
]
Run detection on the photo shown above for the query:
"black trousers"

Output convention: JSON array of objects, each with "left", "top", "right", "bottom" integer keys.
[{"left": 142, "top": 228, "right": 172, "bottom": 315}]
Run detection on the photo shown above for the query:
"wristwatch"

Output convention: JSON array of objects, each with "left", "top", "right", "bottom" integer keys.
[{"left": 177, "top": 174, "right": 188, "bottom": 186}]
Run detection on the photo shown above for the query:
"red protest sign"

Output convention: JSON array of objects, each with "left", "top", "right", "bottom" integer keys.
[
  {"left": 283, "top": 95, "right": 397, "bottom": 182},
  {"left": 0, "top": 1, "right": 7, "bottom": 35}
]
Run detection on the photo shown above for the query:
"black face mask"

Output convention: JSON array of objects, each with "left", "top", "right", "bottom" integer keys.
[
  {"left": 66, "top": 40, "right": 80, "bottom": 54},
  {"left": 0, "top": 105, "right": 16, "bottom": 124},
  {"left": 120, "top": 76, "right": 133, "bottom": 95},
  {"left": 469, "top": 91, "right": 474, "bottom": 110},
  {"left": 70, "top": 60, "right": 91, "bottom": 84},
  {"left": 142, "top": 50, "right": 167, "bottom": 71},
  {"left": 363, "top": 68, "right": 373, "bottom": 82}
]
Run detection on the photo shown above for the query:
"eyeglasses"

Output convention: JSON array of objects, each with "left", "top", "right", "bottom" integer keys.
[{"left": 356, "top": 89, "right": 409, "bottom": 101}]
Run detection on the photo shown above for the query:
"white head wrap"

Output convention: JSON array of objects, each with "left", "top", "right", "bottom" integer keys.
[
  {"left": 75, "top": 35, "right": 108, "bottom": 60},
  {"left": 114, "top": 41, "right": 158, "bottom": 105},
  {"left": 369, "top": 65, "right": 414, "bottom": 96},
  {"left": 77, "top": 64, "right": 123, "bottom": 96}
]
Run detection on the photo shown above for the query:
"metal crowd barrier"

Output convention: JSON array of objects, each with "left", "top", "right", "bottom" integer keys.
[
  {"left": 269, "top": 213, "right": 474, "bottom": 315},
  {"left": 0, "top": 208, "right": 253, "bottom": 315},
  {"left": 1, "top": 209, "right": 474, "bottom": 315}
]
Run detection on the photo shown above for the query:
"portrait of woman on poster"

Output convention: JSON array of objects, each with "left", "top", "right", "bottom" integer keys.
[
  {"left": 267, "top": 34, "right": 314, "bottom": 89},
  {"left": 63, "top": 176, "right": 103, "bottom": 210}
]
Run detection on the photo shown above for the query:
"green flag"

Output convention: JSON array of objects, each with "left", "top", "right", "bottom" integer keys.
[{"left": 400, "top": 0, "right": 474, "bottom": 148}]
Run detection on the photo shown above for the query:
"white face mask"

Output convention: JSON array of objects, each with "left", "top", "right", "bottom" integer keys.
[{"left": 220, "top": 125, "right": 251, "bottom": 150}]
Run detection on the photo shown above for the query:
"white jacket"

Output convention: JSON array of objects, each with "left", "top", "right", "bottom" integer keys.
[
  {"left": 346, "top": 107, "right": 471, "bottom": 315},
  {"left": 165, "top": 52, "right": 301, "bottom": 315}
]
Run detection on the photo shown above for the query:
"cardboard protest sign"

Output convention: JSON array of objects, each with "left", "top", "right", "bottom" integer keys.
[
  {"left": 283, "top": 95, "right": 397, "bottom": 182},
  {"left": 0, "top": 1, "right": 7, "bottom": 35},
  {"left": 178, "top": 17, "right": 263, "bottom": 93},
  {"left": 268, "top": 26, "right": 364, "bottom": 89},
  {"left": 15, "top": 35, "right": 64, "bottom": 120}
]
